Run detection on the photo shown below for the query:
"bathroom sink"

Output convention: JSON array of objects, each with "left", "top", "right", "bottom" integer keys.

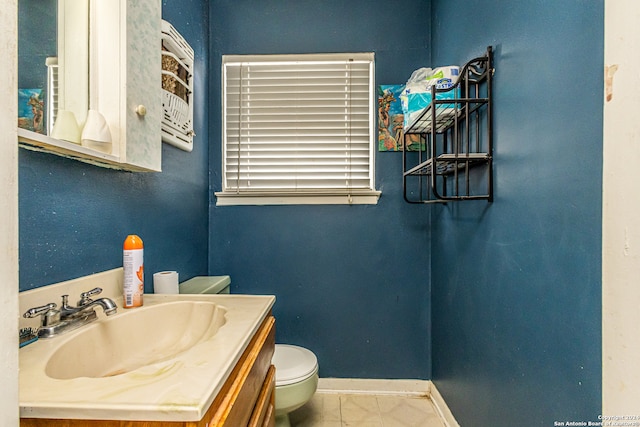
[
  {"left": 20, "top": 278, "right": 275, "bottom": 422},
  {"left": 45, "top": 300, "right": 227, "bottom": 379}
]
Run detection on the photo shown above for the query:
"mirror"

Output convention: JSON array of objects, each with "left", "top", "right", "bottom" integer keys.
[{"left": 18, "top": 0, "right": 89, "bottom": 137}]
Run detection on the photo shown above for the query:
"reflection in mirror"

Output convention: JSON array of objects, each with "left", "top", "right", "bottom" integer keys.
[
  {"left": 18, "top": 0, "right": 89, "bottom": 139},
  {"left": 18, "top": 0, "right": 56, "bottom": 134}
]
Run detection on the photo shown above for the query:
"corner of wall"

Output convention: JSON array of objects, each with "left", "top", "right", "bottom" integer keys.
[{"left": 0, "top": 0, "right": 21, "bottom": 424}]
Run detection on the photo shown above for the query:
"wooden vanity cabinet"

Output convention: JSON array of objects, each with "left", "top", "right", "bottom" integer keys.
[
  {"left": 202, "top": 314, "right": 276, "bottom": 427},
  {"left": 20, "top": 314, "right": 276, "bottom": 427}
]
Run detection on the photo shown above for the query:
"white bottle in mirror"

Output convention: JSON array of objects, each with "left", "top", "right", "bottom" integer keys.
[
  {"left": 81, "top": 110, "right": 112, "bottom": 154},
  {"left": 51, "top": 110, "right": 81, "bottom": 144}
]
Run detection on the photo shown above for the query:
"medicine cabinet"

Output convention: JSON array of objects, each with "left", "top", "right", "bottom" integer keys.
[
  {"left": 18, "top": 0, "right": 162, "bottom": 172},
  {"left": 403, "top": 46, "right": 494, "bottom": 203}
]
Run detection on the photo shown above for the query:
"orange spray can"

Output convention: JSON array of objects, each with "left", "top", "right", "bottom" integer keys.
[{"left": 123, "top": 235, "right": 144, "bottom": 308}]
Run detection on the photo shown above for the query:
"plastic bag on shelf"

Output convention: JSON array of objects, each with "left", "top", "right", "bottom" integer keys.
[{"left": 400, "top": 66, "right": 460, "bottom": 131}]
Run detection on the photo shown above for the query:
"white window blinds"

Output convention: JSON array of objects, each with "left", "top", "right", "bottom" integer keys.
[{"left": 218, "top": 53, "right": 379, "bottom": 205}]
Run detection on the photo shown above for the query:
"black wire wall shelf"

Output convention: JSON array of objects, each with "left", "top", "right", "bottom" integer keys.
[{"left": 403, "top": 46, "right": 494, "bottom": 204}]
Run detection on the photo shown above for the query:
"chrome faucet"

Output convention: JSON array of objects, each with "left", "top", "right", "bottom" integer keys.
[
  {"left": 60, "top": 287, "right": 118, "bottom": 319},
  {"left": 23, "top": 287, "right": 118, "bottom": 338}
]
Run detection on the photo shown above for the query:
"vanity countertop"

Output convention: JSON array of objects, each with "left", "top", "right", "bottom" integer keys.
[{"left": 19, "top": 269, "right": 275, "bottom": 422}]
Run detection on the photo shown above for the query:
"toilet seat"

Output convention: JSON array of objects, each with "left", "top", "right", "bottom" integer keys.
[{"left": 273, "top": 344, "right": 318, "bottom": 386}]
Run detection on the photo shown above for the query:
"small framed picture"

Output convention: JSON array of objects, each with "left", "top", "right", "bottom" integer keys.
[
  {"left": 378, "top": 85, "right": 425, "bottom": 152},
  {"left": 18, "top": 88, "right": 45, "bottom": 134}
]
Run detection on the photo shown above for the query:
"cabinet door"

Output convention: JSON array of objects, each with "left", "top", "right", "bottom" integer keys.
[
  {"left": 94, "top": 0, "right": 162, "bottom": 172},
  {"left": 121, "top": 0, "right": 162, "bottom": 171},
  {"left": 248, "top": 366, "right": 275, "bottom": 427}
]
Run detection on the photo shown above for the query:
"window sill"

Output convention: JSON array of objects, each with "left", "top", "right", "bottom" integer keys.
[{"left": 214, "top": 191, "right": 381, "bottom": 206}]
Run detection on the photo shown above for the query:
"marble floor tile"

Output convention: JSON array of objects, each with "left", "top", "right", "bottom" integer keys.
[
  {"left": 377, "top": 395, "right": 444, "bottom": 427},
  {"left": 340, "top": 394, "right": 383, "bottom": 426},
  {"left": 288, "top": 392, "right": 446, "bottom": 427},
  {"left": 290, "top": 393, "right": 342, "bottom": 426}
]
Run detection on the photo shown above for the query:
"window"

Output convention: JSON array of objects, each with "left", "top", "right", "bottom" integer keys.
[{"left": 216, "top": 53, "right": 380, "bottom": 205}]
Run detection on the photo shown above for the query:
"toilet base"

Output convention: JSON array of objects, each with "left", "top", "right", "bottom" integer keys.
[
  {"left": 275, "top": 413, "right": 291, "bottom": 427},
  {"left": 273, "top": 371, "right": 318, "bottom": 427}
]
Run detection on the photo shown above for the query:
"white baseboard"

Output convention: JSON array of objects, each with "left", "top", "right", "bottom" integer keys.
[
  {"left": 429, "top": 382, "right": 460, "bottom": 427},
  {"left": 316, "top": 378, "right": 460, "bottom": 427},
  {"left": 317, "top": 378, "right": 430, "bottom": 396}
]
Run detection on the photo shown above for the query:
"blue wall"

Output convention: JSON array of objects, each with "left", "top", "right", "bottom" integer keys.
[
  {"left": 17, "top": 0, "right": 605, "bottom": 421},
  {"left": 429, "top": 1, "right": 603, "bottom": 426},
  {"left": 19, "top": 0, "right": 210, "bottom": 291},
  {"left": 208, "top": 0, "right": 433, "bottom": 379}
]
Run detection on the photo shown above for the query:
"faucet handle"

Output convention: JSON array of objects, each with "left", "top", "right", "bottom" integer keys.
[
  {"left": 78, "top": 287, "right": 103, "bottom": 305},
  {"left": 23, "top": 302, "right": 61, "bottom": 327},
  {"left": 23, "top": 303, "right": 57, "bottom": 319}
]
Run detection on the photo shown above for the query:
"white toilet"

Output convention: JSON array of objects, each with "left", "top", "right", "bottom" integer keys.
[
  {"left": 179, "top": 276, "right": 319, "bottom": 427},
  {"left": 272, "top": 344, "right": 318, "bottom": 427}
]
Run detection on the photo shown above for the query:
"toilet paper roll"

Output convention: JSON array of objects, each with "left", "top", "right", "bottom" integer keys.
[{"left": 153, "top": 271, "right": 179, "bottom": 294}]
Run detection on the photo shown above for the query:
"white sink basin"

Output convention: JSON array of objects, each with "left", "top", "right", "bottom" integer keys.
[
  {"left": 19, "top": 286, "right": 275, "bottom": 423},
  {"left": 45, "top": 301, "right": 227, "bottom": 379}
]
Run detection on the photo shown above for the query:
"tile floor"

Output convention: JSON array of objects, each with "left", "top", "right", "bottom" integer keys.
[{"left": 288, "top": 392, "right": 446, "bottom": 427}]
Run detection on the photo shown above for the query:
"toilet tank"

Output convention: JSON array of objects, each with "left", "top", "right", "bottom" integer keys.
[{"left": 179, "top": 275, "right": 231, "bottom": 294}]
